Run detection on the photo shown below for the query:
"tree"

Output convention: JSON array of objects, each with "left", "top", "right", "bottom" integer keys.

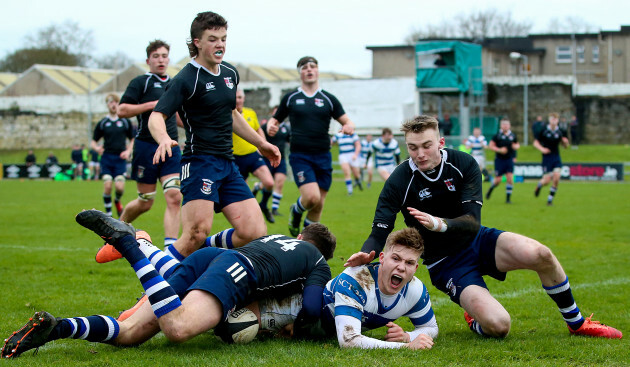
[
  {"left": 92, "top": 51, "right": 134, "bottom": 70},
  {"left": 0, "top": 48, "right": 81, "bottom": 73},
  {"left": 0, "top": 20, "right": 93, "bottom": 72},
  {"left": 546, "top": 16, "right": 595, "bottom": 34},
  {"left": 405, "top": 9, "right": 532, "bottom": 44}
]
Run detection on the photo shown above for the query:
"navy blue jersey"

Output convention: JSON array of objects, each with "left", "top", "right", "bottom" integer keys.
[
  {"left": 273, "top": 88, "right": 345, "bottom": 154},
  {"left": 120, "top": 73, "right": 178, "bottom": 144},
  {"left": 154, "top": 60, "right": 239, "bottom": 158},
  {"left": 235, "top": 234, "right": 331, "bottom": 300},
  {"left": 93, "top": 117, "right": 134, "bottom": 155},
  {"left": 491, "top": 130, "right": 518, "bottom": 160},
  {"left": 536, "top": 125, "right": 567, "bottom": 155},
  {"left": 263, "top": 122, "right": 291, "bottom": 159},
  {"left": 370, "top": 149, "right": 482, "bottom": 262}
]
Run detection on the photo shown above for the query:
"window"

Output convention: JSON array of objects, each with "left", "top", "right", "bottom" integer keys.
[
  {"left": 592, "top": 45, "right": 600, "bottom": 63},
  {"left": 577, "top": 45, "right": 585, "bottom": 63},
  {"left": 556, "top": 46, "right": 572, "bottom": 63}
]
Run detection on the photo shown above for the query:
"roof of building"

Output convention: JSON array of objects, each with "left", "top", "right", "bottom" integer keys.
[{"left": 0, "top": 72, "right": 19, "bottom": 90}]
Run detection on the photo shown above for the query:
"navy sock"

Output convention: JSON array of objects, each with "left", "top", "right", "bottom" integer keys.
[{"left": 48, "top": 316, "right": 119, "bottom": 343}]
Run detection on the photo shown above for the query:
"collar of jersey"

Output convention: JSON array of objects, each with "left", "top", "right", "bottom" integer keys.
[
  {"left": 370, "top": 263, "right": 405, "bottom": 313},
  {"left": 409, "top": 149, "right": 447, "bottom": 182},
  {"left": 190, "top": 58, "right": 221, "bottom": 76},
  {"left": 147, "top": 72, "right": 170, "bottom": 82},
  {"left": 297, "top": 86, "right": 322, "bottom": 98}
]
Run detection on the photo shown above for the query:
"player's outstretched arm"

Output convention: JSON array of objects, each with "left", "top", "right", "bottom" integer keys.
[
  {"left": 149, "top": 111, "right": 178, "bottom": 164},
  {"left": 335, "top": 316, "right": 409, "bottom": 349}
]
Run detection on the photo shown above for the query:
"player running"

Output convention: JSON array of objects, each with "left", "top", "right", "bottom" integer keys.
[{"left": 533, "top": 112, "right": 569, "bottom": 206}]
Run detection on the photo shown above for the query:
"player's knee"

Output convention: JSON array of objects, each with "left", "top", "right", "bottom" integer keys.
[
  {"left": 534, "top": 244, "right": 556, "bottom": 268},
  {"left": 164, "top": 189, "right": 182, "bottom": 207},
  {"left": 102, "top": 174, "right": 113, "bottom": 183},
  {"left": 114, "top": 175, "right": 126, "bottom": 183},
  {"left": 482, "top": 313, "right": 511, "bottom": 338},
  {"left": 236, "top": 222, "right": 266, "bottom": 244}
]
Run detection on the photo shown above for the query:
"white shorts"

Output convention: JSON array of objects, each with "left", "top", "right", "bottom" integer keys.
[
  {"left": 472, "top": 155, "right": 485, "bottom": 169},
  {"left": 356, "top": 156, "right": 373, "bottom": 169},
  {"left": 258, "top": 293, "right": 302, "bottom": 332},
  {"left": 377, "top": 164, "right": 396, "bottom": 175},
  {"left": 338, "top": 152, "right": 358, "bottom": 167}
]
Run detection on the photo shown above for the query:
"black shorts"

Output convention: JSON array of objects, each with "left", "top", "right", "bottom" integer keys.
[{"left": 426, "top": 226, "right": 506, "bottom": 305}]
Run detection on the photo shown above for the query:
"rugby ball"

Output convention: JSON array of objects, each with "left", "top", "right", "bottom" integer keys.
[{"left": 214, "top": 308, "right": 259, "bottom": 344}]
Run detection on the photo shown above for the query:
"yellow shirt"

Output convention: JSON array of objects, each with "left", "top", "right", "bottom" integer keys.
[{"left": 232, "top": 107, "right": 260, "bottom": 156}]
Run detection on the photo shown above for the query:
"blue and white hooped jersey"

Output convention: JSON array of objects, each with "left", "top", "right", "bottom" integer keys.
[
  {"left": 371, "top": 138, "right": 400, "bottom": 167},
  {"left": 360, "top": 139, "right": 372, "bottom": 159},
  {"left": 323, "top": 263, "right": 434, "bottom": 331},
  {"left": 466, "top": 135, "right": 487, "bottom": 157},
  {"left": 332, "top": 132, "right": 359, "bottom": 155}
]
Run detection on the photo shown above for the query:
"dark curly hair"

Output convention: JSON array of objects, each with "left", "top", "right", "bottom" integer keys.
[{"left": 187, "top": 11, "right": 228, "bottom": 58}]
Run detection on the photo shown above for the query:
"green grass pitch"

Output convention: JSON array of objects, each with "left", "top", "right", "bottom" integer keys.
[{"left": 0, "top": 152, "right": 628, "bottom": 366}]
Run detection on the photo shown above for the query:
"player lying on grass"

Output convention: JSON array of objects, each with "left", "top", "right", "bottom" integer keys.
[
  {"left": 1, "top": 210, "right": 335, "bottom": 358},
  {"left": 321, "top": 227, "right": 437, "bottom": 349}
]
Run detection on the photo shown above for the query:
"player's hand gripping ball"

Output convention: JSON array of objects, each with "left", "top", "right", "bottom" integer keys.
[{"left": 214, "top": 308, "right": 259, "bottom": 344}]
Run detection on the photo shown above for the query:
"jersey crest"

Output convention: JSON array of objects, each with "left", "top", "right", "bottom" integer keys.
[
  {"left": 201, "top": 178, "right": 213, "bottom": 195},
  {"left": 444, "top": 178, "right": 456, "bottom": 191},
  {"left": 315, "top": 98, "right": 324, "bottom": 107},
  {"left": 224, "top": 77, "right": 234, "bottom": 89}
]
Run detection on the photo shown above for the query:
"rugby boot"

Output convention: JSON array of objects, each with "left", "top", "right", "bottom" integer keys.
[
  {"left": 260, "top": 206, "right": 275, "bottom": 224},
  {"left": 288, "top": 203, "right": 302, "bottom": 237},
  {"left": 118, "top": 294, "right": 148, "bottom": 321},
  {"left": 569, "top": 314, "right": 622, "bottom": 339},
  {"left": 1, "top": 311, "right": 58, "bottom": 359},
  {"left": 95, "top": 230, "right": 152, "bottom": 264},
  {"left": 76, "top": 209, "right": 135, "bottom": 247}
]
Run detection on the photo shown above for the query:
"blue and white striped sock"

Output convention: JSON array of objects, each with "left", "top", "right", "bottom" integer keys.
[
  {"left": 132, "top": 258, "right": 182, "bottom": 318},
  {"left": 57, "top": 316, "right": 119, "bottom": 342},
  {"left": 345, "top": 179, "right": 353, "bottom": 194},
  {"left": 303, "top": 218, "right": 318, "bottom": 228},
  {"left": 164, "top": 244, "right": 185, "bottom": 262},
  {"left": 164, "top": 237, "right": 177, "bottom": 248},
  {"left": 544, "top": 277, "right": 584, "bottom": 330},
  {"left": 272, "top": 192, "right": 282, "bottom": 211},
  {"left": 295, "top": 197, "right": 306, "bottom": 214},
  {"left": 205, "top": 228, "right": 235, "bottom": 249},
  {"left": 138, "top": 237, "right": 180, "bottom": 279}
]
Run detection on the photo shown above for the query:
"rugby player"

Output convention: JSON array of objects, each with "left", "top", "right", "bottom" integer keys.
[
  {"left": 266, "top": 56, "right": 356, "bottom": 236},
  {"left": 90, "top": 93, "right": 134, "bottom": 217},
  {"left": 485, "top": 118, "right": 519, "bottom": 204},
  {"left": 1, "top": 210, "right": 335, "bottom": 358},
  {"left": 346, "top": 115, "right": 622, "bottom": 339},
  {"left": 533, "top": 112, "right": 569, "bottom": 206}
]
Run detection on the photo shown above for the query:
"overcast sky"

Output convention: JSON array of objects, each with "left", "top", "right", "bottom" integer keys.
[{"left": 2, "top": 0, "right": 628, "bottom": 76}]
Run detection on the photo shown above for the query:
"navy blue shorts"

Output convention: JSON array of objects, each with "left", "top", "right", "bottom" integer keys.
[
  {"left": 426, "top": 226, "right": 506, "bottom": 305},
  {"left": 494, "top": 158, "right": 514, "bottom": 176},
  {"left": 234, "top": 152, "right": 267, "bottom": 180},
  {"left": 542, "top": 154, "right": 562, "bottom": 174},
  {"left": 131, "top": 139, "right": 181, "bottom": 184},
  {"left": 100, "top": 153, "right": 127, "bottom": 177},
  {"left": 289, "top": 152, "right": 332, "bottom": 191},
  {"left": 179, "top": 155, "right": 253, "bottom": 210},
  {"left": 263, "top": 156, "right": 287, "bottom": 176},
  {"left": 167, "top": 247, "right": 258, "bottom": 321}
]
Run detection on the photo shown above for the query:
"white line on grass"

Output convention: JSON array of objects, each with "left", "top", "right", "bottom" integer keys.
[
  {"left": 432, "top": 277, "right": 630, "bottom": 306},
  {"left": 0, "top": 243, "right": 94, "bottom": 252}
]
